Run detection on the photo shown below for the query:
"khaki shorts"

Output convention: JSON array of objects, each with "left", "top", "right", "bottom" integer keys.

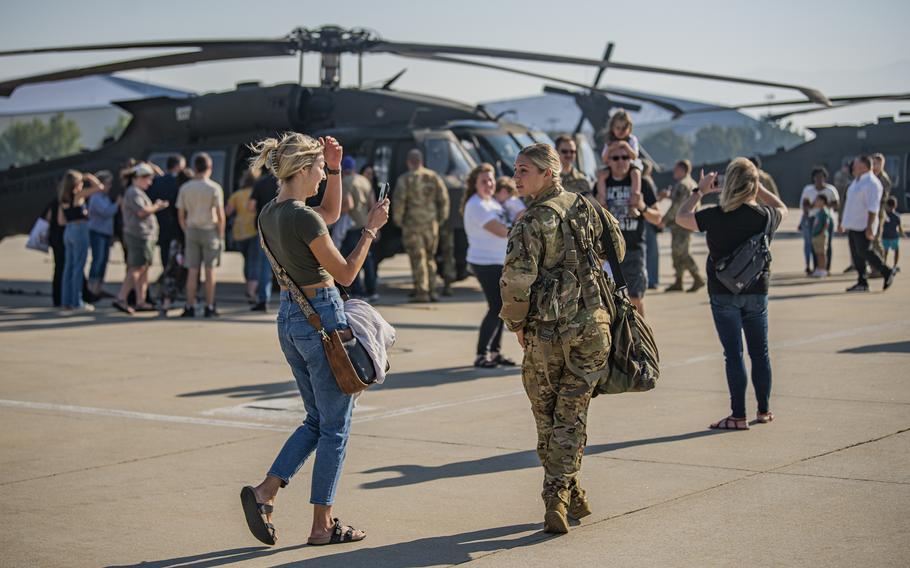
[
  {"left": 124, "top": 233, "right": 156, "bottom": 268},
  {"left": 185, "top": 227, "right": 221, "bottom": 269}
]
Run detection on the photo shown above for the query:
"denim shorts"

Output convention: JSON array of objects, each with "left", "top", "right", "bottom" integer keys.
[
  {"left": 883, "top": 238, "right": 900, "bottom": 251},
  {"left": 619, "top": 245, "right": 647, "bottom": 298}
]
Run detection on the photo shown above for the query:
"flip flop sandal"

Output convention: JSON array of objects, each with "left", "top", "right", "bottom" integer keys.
[
  {"left": 240, "top": 486, "right": 277, "bottom": 545},
  {"left": 756, "top": 412, "right": 775, "bottom": 424},
  {"left": 112, "top": 300, "right": 134, "bottom": 315},
  {"left": 709, "top": 416, "right": 749, "bottom": 430},
  {"left": 307, "top": 518, "right": 366, "bottom": 546}
]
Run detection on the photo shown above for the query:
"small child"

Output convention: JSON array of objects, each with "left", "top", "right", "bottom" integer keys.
[
  {"left": 810, "top": 195, "right": 832, "bottom": 277},
  {"left": 604, "top": 110, "right": 643, "bottom": 216},
  {"left": 494, "top": 176, "right": 526, "bottom": 224},
  {"left": 157, "top": 238, "right": 187, "bottom": 316},
  {"left": 882, "top": 196, "right": 904, "bottom": 269}
]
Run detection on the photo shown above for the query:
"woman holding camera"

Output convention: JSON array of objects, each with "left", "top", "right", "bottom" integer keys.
[
  {"left": 675, "top": 158, "right": 788, "bottom": 430},
  {"left": 240, "top": 133, "right": 389, "bottom": 547},
  {"left": 57, "top": 170, "right": 104, "bottom": 311}
]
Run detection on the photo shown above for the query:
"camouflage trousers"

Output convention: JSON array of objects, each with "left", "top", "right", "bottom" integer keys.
[
  {"left": 670, "top": 227, "right": 700, "bottom": 282},
  {"left": 402, "top": 227, "right": 439, "bottom": 298},
  {"left": 521, "top": 310, "right": 610, "bottom": 505},
  {"left": 438, "top": 222, "right": 456, "bottom": 285}
]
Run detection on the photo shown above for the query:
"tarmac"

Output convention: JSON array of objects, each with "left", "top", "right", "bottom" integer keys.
[{"left": 0, "top": 211, "right": 907, "bottom": 568}]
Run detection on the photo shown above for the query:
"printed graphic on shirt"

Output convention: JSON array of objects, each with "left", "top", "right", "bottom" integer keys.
[{"left": 605, "top": 182, "right": 637, "bottom": 232}]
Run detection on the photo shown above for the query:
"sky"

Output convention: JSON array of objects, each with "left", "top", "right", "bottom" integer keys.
[{"left": 1, "top": 0, "right": 909, "bottom": 131}]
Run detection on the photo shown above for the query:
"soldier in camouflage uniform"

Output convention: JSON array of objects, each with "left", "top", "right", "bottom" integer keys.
[
  {"left": 871, "top": 153, "right": 893, "bottom": 265},
  {"left": 660, "top": 160, "right": 704, "bottom": 292},
  {"left": 438, "top": 179, "right": 464, "bottom": 296},
  {"left": 555, "top": 134, "right": 593, "bottom": 195},
  {"left": 392, "top": 149, "right": 450, "bottom": 302},
  {"left": 500, "top": 143, "right": 624, "bottom": 534}
]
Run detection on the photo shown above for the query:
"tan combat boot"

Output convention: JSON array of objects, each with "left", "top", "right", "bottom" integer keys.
[
  {"left": 544, "top": 496, "right": 570, "bottom": 534},
  {"left": 568, "top": 485, "right": 592, "bottom": 520},
  {"left": 664, "top": 279, "right": 684, "bottom": 292},
  {"left": 687, "top": 275, "right": 705, "bottom": 293}
]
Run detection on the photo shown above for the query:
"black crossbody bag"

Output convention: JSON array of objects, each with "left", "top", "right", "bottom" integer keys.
[{"left": 713, "top": 205, "right": 774, "bottom": 294}]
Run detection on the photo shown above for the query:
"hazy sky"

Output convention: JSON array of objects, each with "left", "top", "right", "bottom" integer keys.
[{"left": 2, "top": 0, "right": 908, "bottom": 130}]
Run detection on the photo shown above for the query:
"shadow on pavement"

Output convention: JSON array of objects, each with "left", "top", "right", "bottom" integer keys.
[
  {"left": 106, "top": 524, "right": 542, "bottom": 568},
  {"left": 839, "top": 341, "right": 910, "bottom": 354},
  {"left": 360, "top": 429, "right": 725, "bottom": 490},
  {"left": 105, "top": 545, "right": 307, "bottom": 568},
  {"left": 178, "top": 380, "right": 296, "bottom": 401}
]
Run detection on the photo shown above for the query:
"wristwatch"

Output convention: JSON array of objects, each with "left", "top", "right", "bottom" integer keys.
[
  {"left": 325, "top": 167, "right": 340, "bottom": 175},
  {"left": 362, "top": 227, "right": 378, "bottom": 240}
]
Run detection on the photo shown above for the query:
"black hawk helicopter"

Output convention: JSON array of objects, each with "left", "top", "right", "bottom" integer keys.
[{"left": 0, "top": 25, "right": 831, "bottom": 260}]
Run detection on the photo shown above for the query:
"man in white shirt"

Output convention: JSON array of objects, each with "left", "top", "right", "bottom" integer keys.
[{"left": 839, "top": 155, "right": 896, "bottom": 292}]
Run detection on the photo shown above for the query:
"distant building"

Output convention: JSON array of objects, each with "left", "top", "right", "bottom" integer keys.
[{"left": 0, "top": 75, "right": 193, "bottom": 149}]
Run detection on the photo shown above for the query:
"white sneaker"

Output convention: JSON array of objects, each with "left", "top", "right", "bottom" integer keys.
[
  {"left": 810, "top": 270, "right": 828, "bottom": 278},
  {"left": 77, "top": 303, "right": 96, "bottom": 312}
]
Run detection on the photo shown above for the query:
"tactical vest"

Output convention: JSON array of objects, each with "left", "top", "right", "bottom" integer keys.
[{"left": 530, "top": 192, "right": 612, "bottom": 343}]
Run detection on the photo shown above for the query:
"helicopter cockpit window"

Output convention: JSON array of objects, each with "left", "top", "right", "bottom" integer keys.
[
  {"left": 479, "top": 134, "right": 522, "bottom": 165},
  {"left": 577, "top": 137, "right": 599, "bottom": 181},
  {"left": 512, "top": 133, "right": 535, "bottom": 148},
  {"left": 424, "top": 138, "right": 472, "bottom": 179},
  {"left": 459, "top": 139, "right": 482, "bottom": 165}
]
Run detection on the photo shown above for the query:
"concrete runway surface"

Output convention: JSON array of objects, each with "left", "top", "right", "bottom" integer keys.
[{"left": 0, "top": 211, "right": 907, "bottom": 567}]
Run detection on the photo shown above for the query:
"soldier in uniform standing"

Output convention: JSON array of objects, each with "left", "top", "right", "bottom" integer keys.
[
  {"left": 659, "top": 159, "right": 705, "bottom": 292},
  {"left": 392, "top": 149, "right": 450, "bottom": 302},
  {"left": 555, "top": 135, "right": 592, "bottom": 195},
  {"left": 870, "top": 153, "right": 893, "bottom": 268},
  {"left": 500, "top": 143, "right": 624, "bottom": 534}
]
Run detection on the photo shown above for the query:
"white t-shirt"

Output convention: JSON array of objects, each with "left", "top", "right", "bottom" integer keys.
[
  {"left": 799, "top": 184, "right": 839, "bottom": 209},
  {"left": 841, "top": 172, "right": 884, "bottom": 233},
  {"left": 464, "top": 194, "right": 508, "bottom": 265}
]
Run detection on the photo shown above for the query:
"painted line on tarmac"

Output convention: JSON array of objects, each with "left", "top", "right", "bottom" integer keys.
[{"left": 2, "top": 319, "right": 905, "bottom": 433}]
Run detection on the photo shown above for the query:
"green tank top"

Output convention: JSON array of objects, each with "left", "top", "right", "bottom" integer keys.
[{"left": 258, "top": 199, "right": 331, "bottom": 286}]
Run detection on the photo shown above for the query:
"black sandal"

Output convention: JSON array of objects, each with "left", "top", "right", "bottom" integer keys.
[
  {"left": 240, "top": 486, "right": 277, "bottom": 545},
  {"left": 492, "top": 354, "right": 517, "bottom": 366},
  {"left": 709, "top": 416, "right": 749, "bottom": 430},
  {"left": 473, "top": 355, "right": 498, "bottom": 368},
  {"left": 307, "top": 518, "right": 366, "bottom": 546},
  {"left": 112, "top": 300, "right": 134, "bottom": 315}
]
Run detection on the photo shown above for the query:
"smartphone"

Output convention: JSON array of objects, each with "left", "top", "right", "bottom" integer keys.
[
  {"left": 378, "top": 182, "right": 390, "bottom": 202},
  {"left": 714, "top": 174, "right": 725, "bottom": 188}
]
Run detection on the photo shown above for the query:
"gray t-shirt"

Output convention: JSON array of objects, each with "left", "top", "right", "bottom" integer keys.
[
  {"left": 122, "top": 186, "right": 159, "bottom": 239},
  {"left": 259, "top": 199, "right": 330, "bottom": 286}
]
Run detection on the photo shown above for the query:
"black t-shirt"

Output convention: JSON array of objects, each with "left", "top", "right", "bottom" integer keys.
[
  {"left": 146, "top": 173, "right": 181, "bottom": 241},
  {"left": 695, "top": 204, "right": 782, "bottom": 295},
  {"left": 43, "top": 198, "right": 64, "bottom": 247},
  {"left": 602, "top": 174, "right": 657, "bottom": 250},
  {"left": 251, "top": 174, "right": 279, "bottom": 218}
]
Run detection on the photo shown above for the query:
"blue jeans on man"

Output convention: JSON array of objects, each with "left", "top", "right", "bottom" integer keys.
[
  {"left": 88, "top": 229, "right": 112, "bottom": 286},
  {"left": 645, "top": 222, "right": 660, "bottom": 288},
  {"left": 257, "top": 243, "right": 273, "bottom": 305},
  {"left": 709, "top": 294, "right": 772, "bottom": 419},
  {"left": 268, "top": 289, "right": 354, "bottom": 505}
]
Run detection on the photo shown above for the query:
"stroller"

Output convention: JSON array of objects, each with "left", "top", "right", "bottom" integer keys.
[{"left": 157, "top": 238, "right": 187, "bottom": 316}]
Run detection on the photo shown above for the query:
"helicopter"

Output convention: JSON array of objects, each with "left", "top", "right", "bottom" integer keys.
[{"left": 0, "top": 25, "right": 832, "bottom": 255}]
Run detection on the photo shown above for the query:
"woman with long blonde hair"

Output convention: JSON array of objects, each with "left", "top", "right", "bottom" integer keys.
[
  {"left": 239, "top": 132, "right": 389, "bottom": 547},
  {"left": 675, "top": 158, "right": 788, "bottom": 430},
  {"left": 57, "top": 169, "right": 104, "bottom": 311}
]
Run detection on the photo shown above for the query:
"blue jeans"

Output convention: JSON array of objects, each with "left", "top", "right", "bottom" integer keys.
[
  {"left": 800, "top": 216, "right": 813, "bottom": 269},
  {"left": 62, "top": 222, "right": 90, "bottom": 308},
  {"left": 709, "top": 294, "right": 772, "bottom": 419},
  {"left": 88, "top": 230, "right": 112, "bottom": 284},
  {"left": 341, "top": 229, "right": 377, "bottom": 296},
  {"left": 645, "top": 222, "right": 659, "bottom": 287},
  {"left": 236, "top": 236, "right": 260, "bottom": 283},
  {"left": 268, "top": 288, "right": 354, "bottom": 505},
  {"left": 257, "top": 243, "right": 273, "bottom": 304}
]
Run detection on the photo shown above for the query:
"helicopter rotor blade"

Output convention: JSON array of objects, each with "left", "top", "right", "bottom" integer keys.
[
  {"left": 370, "top": 40, "right": 831, "bottom": 105},
  {"left": 392, "top": 50, "right": 681, "bottom": 116},
  {"left": 0, "top": 45, "right": 294, "bottom": 96},
  {"left": 542, "top": 85, "right": 641, "bottom": 113},
  {"left": 0, "top": 39, "right": 293, "bottom": 57},
  {"left": 685, "top": 92, "right": 910, "bottom": 115}
]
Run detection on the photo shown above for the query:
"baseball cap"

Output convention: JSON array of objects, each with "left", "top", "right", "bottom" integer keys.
[
  {"left": 341, "top": 156, "right": 356, "bottom": 171},
  {"left": 131, "top": 163, "right": 155, "bottom": 177}
]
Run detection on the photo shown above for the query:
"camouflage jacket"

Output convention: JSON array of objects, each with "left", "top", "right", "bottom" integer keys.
[
  {"left": 500, "top": 183, "right": 625, "bottom": 334},
  {"left": 560, "top": 167, "right": 593, "bottom": 195},
  {"left": 391, "top": 166, "right": 450, "bottom": 230},
  {"left": 876, "top": 171, "right": 892, "bottom": 202},
  {"left": 661, "top": 175, "right": 697, "bottom": 228}
]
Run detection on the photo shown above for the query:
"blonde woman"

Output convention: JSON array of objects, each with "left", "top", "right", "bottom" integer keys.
[
  {"left": 240, "top": 133, "right": 389, "bottom": 547},
  {"left": 675, "top": 158, "right": 788, "bottom": 430},
  {"left": 57, "top": 170, "right": 104, "bottom": 311},
  {"left": 501, "top": 143, "right": 623, "bottom": 533}
]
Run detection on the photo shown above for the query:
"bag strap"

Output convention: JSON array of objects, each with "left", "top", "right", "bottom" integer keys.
[
  {"left": 583, "top": 195, "right": 628, "bottom": 293},
  {"left": 257, "top": 211, "right": 326, "bottom": 334},
  {"left": 762, "top": 205, "right": 774, "bottom": 240}
]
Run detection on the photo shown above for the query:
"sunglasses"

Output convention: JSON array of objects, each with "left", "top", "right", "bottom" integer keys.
[
  {"left": 610, "top": 155, "right": 631, "bottom": 162},
  {"left": 559, "top": 149, "right": 577, "bottom": 155}
]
